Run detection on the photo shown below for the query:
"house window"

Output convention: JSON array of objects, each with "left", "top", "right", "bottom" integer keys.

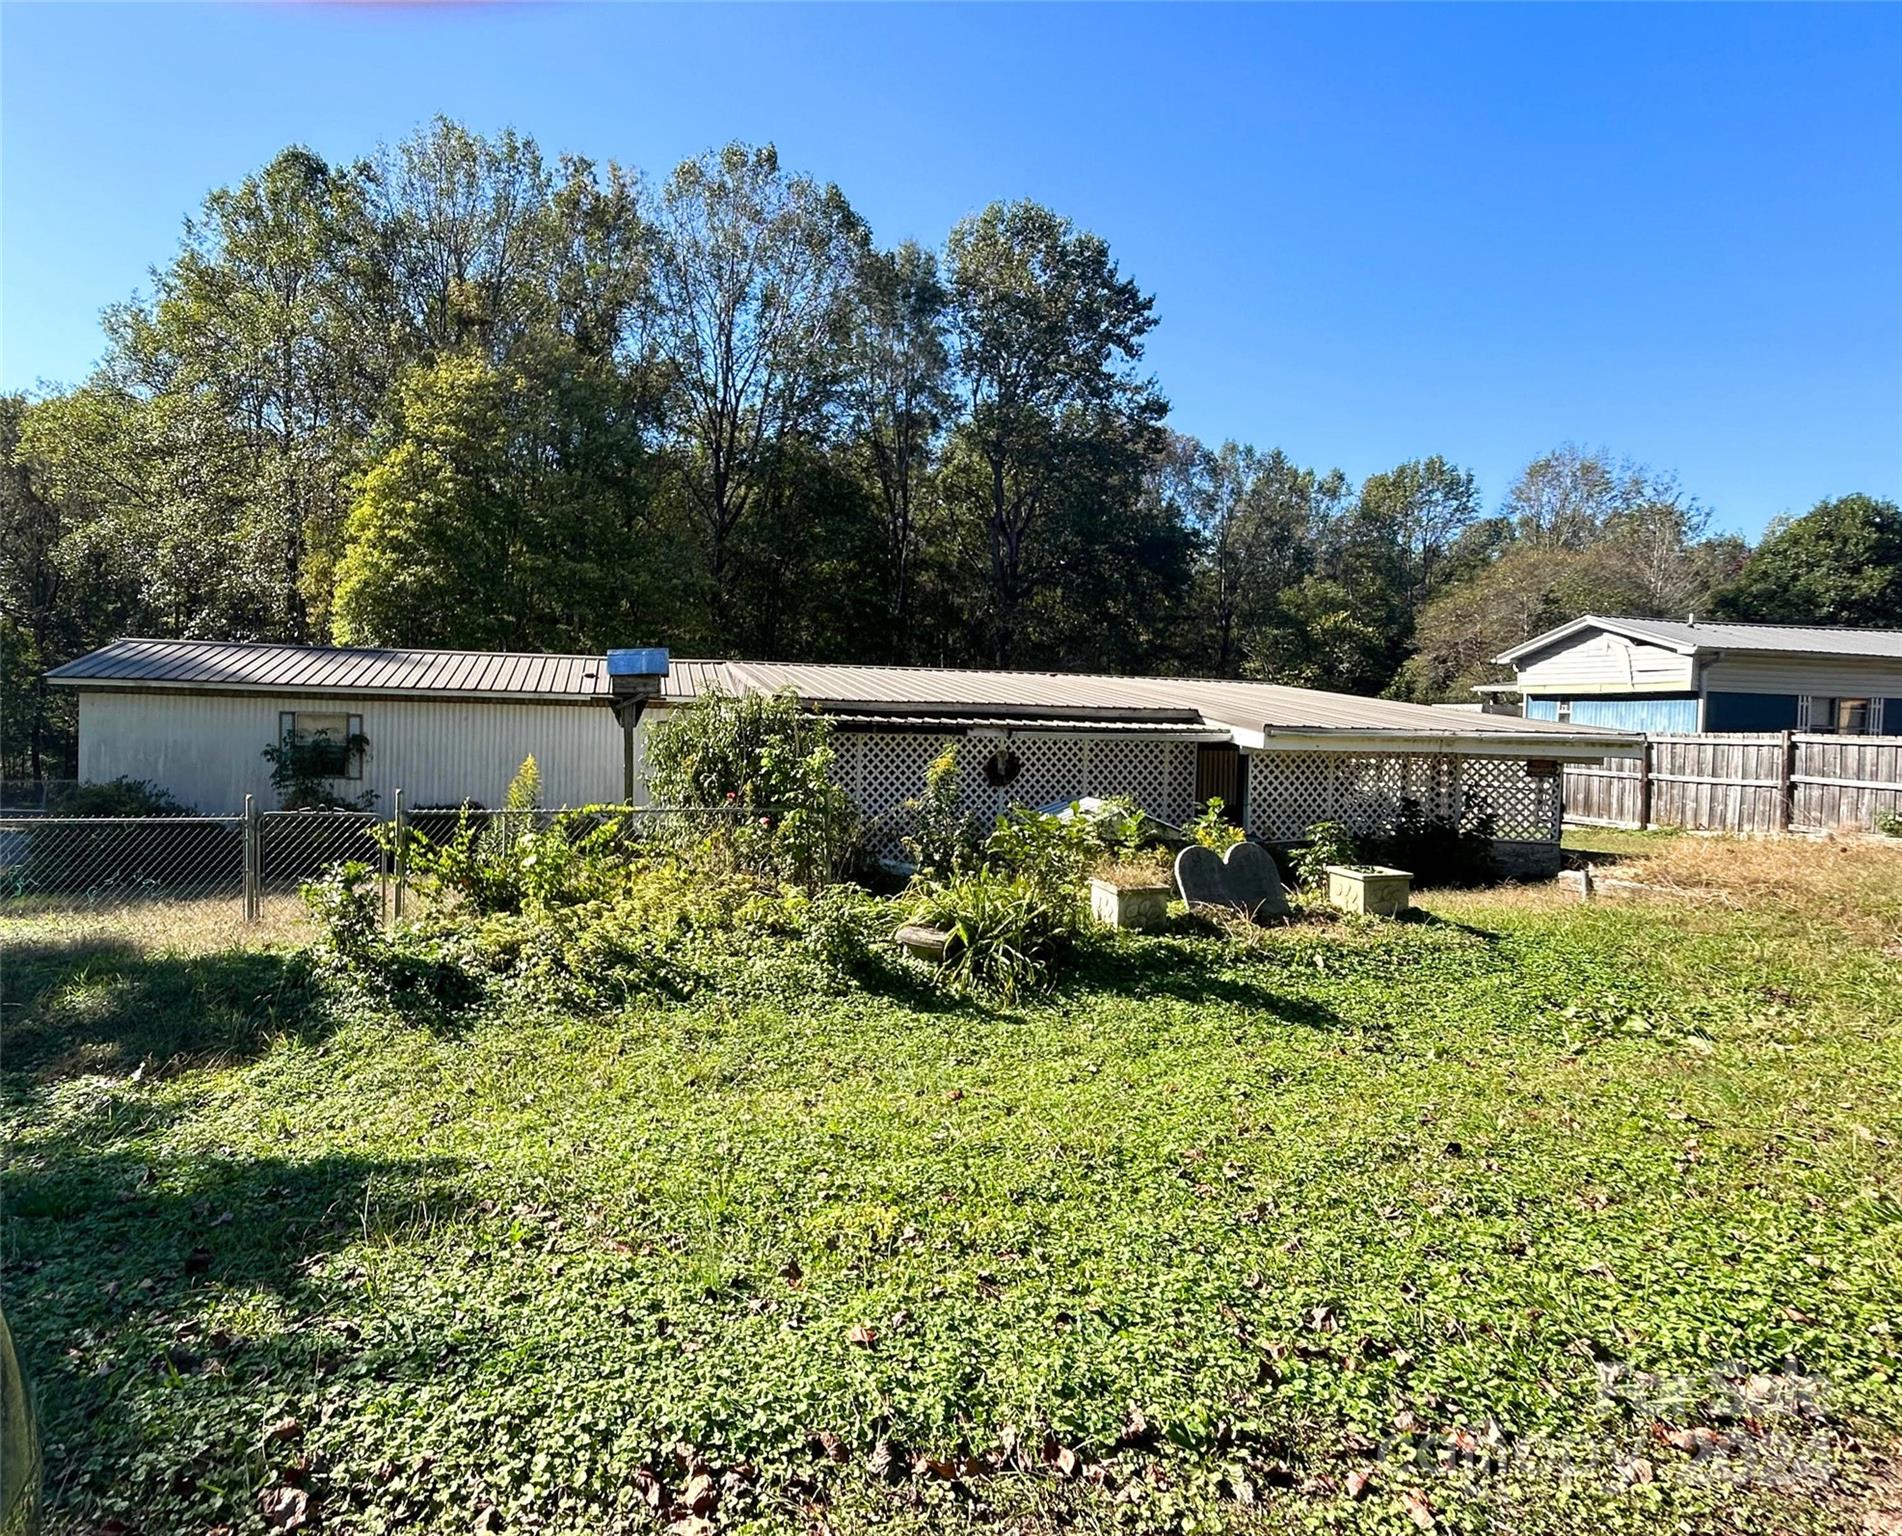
[
  {"left": 1802, "top": 697, "right": 1881, "bottom": 736},
  {"left": 279, "top": 710, "right": 364, "bottom": 778}
]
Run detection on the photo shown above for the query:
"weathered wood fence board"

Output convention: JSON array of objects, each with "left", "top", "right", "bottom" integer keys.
[{"left": 1563, "top": 732, "right": 1902, "bottom": 835}]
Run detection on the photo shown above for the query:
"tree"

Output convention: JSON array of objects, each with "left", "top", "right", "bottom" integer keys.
[
  {"left": 651, "top": 143, "right": 864, "bottom": 635},
  {"left": 842, "top": 241, "right": 950, "bottom": 658},
  {"left": 1351, "top": 456, "right": 1483, "bottom": 615},
  {"left": 1712, "top": 494, "right": 1902, "bottom": 627},
  {"left": 1175, "top": 439, "right": 1326, "bottom": 676},
  {"left": 944, "top": 201, "right": 1165, "bottom": 665},
  {"left": 1, "top": 396, "right": 143, "bottom": 780},
  {"left": 1247, "top": 577, "right": 1393, "bottom": 695},
  {"left": 330, "top": 346, "right": 659, "bottom": 650}
]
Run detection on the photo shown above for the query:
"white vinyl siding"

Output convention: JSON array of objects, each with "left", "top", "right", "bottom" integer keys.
[
  {"left": 1514, "top": 630, "right": 1694, "bottom": 694},
  {"left": 78, "top": 691, "right": 625, "bottom": 814},
  {"left": 1700, "top": 654, "right": 1902, "bottom": 698}
]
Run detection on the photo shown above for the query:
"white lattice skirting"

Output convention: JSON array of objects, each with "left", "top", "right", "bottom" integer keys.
[
  {"left": 836, "top": 731, "right": 1561, "bottom": 858},
  {"left": 839, "top": 732, "right": 1200, "bottom": 857},
  {"left": 1244, "top": 752, "right": 1561, "bottom": 844}
]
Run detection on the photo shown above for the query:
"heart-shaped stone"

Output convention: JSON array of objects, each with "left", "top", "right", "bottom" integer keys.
[{"left": 1174, "top": 840, "right": 1290, "bottom": 921}]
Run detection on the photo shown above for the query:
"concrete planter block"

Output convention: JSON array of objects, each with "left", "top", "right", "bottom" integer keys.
[
  {"left": 1090, "top": 878, "right": 1172, "bottom": 931},
  {"left": 1325, "top": 865, "right": 1412, "bottom": 917}
]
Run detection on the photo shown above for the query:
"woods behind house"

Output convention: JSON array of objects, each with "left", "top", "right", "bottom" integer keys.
[{"left": 5, "top": 118, "right": 1900, "bottom": 779}]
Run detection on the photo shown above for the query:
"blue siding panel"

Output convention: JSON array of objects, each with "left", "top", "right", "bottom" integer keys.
[
  {"left": 1705, "top": 692, "right": 1800, "bottom": 732},
  {"left": 1525, "top": 698, "right": 1559, "bottom": 721},
  {"left": 1571, "top": 696, "right": 1699, "bottom": 733}
]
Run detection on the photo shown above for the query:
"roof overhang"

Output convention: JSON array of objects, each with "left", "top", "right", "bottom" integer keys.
[{"left": 1229, "top": 725, "right": 1640, "bottom": 760}]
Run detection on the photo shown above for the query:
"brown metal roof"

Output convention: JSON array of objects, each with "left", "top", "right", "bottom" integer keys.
[{"left": 47, "top": 638, "right": 609, "bottom": 699}]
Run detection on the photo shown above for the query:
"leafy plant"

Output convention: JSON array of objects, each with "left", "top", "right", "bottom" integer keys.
[
  {"left": 45, "top": 777, "right": 193, "bottom": 817},
  {"left": 1185, "top": 797, "right": 1245, "bottom": 851},
  {"left": 262, "top": 727, "right": 374, "bottom": 810},
  {"left": 301, "top": 859, "right": 382, "bottom": 961},
  {"left": 1878, "top": 808, "right": 1902, "bottom": 838},
  {"left": 900, "top": 744, "right": 983, "bottom": 877},
  {"left": 984, "top": 805, "right": 1096, "bottom": 915},
  {"left": 1292, "top": 820, "right": 1359, "bottom": 894},
  {"left": 402, "top": 759, "right": 629, "bottom": 916},
  {"left": 644, "top": 688, "right": 859, "bottom": 884},
  {"left": 800, "top": 884, "right": 891, "bottom": 980},
  {"left": 901, "top": 866, "right": 1071, "bottom": 1001}
]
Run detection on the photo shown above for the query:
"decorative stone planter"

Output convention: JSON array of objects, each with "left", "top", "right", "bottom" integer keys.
[
  {"left": 1324, "top": 865, "right": 1412, "bottom": 917},
  {"left": 894, "top": 923, "right": 952, "bottom": 961},
  {"left": 1089, "top": 877, "right": 1172, "bottom": 931}
]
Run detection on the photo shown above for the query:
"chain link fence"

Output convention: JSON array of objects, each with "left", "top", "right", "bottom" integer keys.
[{"left": 0, "top": 797, "right": 799, "bottom": 946}]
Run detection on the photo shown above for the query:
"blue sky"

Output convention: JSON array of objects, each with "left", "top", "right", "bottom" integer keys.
[{"left": 3, "top": 3, "right": 1898, "bottom": 539}]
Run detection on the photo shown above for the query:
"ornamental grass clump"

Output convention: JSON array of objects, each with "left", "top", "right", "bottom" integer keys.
[{"left": 900, "top": 866, "right": 1074, "bottom": 1003}]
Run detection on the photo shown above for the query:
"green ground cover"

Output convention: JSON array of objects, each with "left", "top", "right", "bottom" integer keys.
[{"left": 4, "top": 843, "right": 1900, "bottom": 1535}]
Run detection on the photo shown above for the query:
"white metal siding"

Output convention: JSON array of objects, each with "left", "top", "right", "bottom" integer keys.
[
  {"left": 1515, "top": 631, "right": 1693, "bottom": 693},
  {"left": 1699, "top": 654, "right": 1902, "bottom": 697},
  {"left": 77, "top": 691, "right": 624, "bottom": 814}
]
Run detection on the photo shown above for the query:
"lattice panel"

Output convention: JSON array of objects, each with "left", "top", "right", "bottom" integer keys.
[
  {"left": 1166, "top": 742, "right": 1199, "bottom": 825},
  {"left": 1249, "top": 753, "right": 1335, "bottom": 840},
  {"left": 1246, "top": 752, "right": 1559, "bottom": 845},
  {"left": 1457, "top": 756, "right": 1561, "bottom": 841},
  {"left": 843, "top": 731, "right": 960, "bottom": 856},
  {"left": 1083, "top": 738, "right": 1168, "bottom": 821}
]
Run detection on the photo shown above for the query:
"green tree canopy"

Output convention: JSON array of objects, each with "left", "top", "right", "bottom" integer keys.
[{"left": 1711, "top": 494, "right": 1902, "bottom": 628}]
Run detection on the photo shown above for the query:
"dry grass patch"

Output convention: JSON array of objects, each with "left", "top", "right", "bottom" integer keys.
[{"left": 1605, "top": 833, "right": 1902, "bottom": 948}]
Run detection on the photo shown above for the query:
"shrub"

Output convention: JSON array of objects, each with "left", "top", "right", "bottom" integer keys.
[
  {"left": 1878, "top": 808, "right": 1902, "bottom": 838},
  {"left": 1292, "top": 820, "right": 1359, "bottom": 894},
  {"left": 902, "top": 867, "right": 1072, "bottom": 1002},
  {"left": 900, "top": 744, "right": 984, "bottom": 877},
  {"left": 800, "top": 884, "right": 891, "bottom": 979},
  {"left": 1371, "top": 797, "right": 1499, "bottom": 887},
  {"left": 45, "top": 777, "right": 192, "bottom": 817},
  {"left": 400, "top": 759, "right": 639, "bottom": 916},
  {"left": 644, "top": 688, "right": 859, "bottom": 884},
  {"left": 302, "top": 860, "right": 382, "bottom": 961},
  {"left": 263, "top": 729, "right": 375, "bottom": 811},
  {"left": 1185, "top": 797, "right": 1245, "bottom": 850},
  {"left": 984, "top": 805, "right": 1096, "bottom": 915}
]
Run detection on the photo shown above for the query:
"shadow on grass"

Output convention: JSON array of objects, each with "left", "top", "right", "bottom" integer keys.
[
  {"left": 4, "top": 1143, "right": 474, "bottom": 1526},
  {"left": 6, "top": 1144, "right": 470, "bottom": 1302},
  {"left": 1, "top": 936, "right": 330, "bottom": 1083},
  {"left": 1060, "top": 940, "right": 1348, "bottom": 1026}
]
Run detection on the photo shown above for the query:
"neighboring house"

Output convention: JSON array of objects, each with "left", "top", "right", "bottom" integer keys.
[
  {"left": 1493, "top": 617, "right": 1902, "bottom": 735},
  {"left": 48, "top": 638, "right": 1637, "bottom": 873}
]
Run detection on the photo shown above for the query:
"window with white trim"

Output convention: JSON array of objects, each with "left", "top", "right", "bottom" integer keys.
[{"left": 278, "top": 711, "right": 364, "bottom": 778}]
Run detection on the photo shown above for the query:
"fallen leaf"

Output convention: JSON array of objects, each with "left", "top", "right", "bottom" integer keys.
[
  {"left": 1040, "top": 1435, "right": 1079, "bottom": 1478},
  {"left": 1400, "top": 1488, "right": 1436, "bottom": 1530},
  {"left": 1345, "top": 1469, "right": 1372, "bottom": 1500},
  {"left": 264, "top": 1416, "right": 304, "bottom": 1445},
  {"left": 846, "top": 1324, "right": 877, "bottom": 1348},
  {"left": 258, "top": 1485, "right": 311, "bottom": 1533}
]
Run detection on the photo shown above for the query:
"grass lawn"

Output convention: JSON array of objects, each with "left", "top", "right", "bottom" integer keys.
[{"left": 5, "top": 838, "right": 1901, "bottom": 1534}]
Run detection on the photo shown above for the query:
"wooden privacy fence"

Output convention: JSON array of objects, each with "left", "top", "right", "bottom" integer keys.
[{"left": 1563, "top": 732, "right": 1902, "bottom": 835}]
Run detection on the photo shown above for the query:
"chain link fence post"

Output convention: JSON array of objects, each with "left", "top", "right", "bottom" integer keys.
[
  {"left": 242, "top": 794, "right": 260, "bottom": 923},
  {"left": 392, "top": 789, "right": 408, "bottom": 924}
]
